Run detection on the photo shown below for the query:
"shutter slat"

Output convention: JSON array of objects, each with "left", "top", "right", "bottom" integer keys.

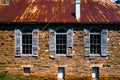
[
  {"left": 33, "top": 38, "right": 38, "bottom": 46},
  {"left": 32, "top": 29, "right": 39, "bottom": 56},
  {"left": 15, "top": 29, "right": 22, "bottom": 56},
  {"left": 16, "top": 38, "right": 21, "bottom": 46},
  {"left": 67, "top": 29, "right": 73, "bottom": 57},
  {"left": 101, "top": 29, "right": 108, "bottom": 56},
  {"left": 84, "top": 29, "right": 90, "bottom": 56}
]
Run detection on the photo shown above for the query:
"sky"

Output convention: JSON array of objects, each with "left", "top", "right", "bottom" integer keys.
[{"left": 111, "top": 0, "right": 117, "bottom": 2}]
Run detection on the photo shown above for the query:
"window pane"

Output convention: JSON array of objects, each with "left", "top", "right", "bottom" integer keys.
[
  {"left": 23, "top": 50, "right": 26, "bottom": 54},
  {"left": 62, "top": 50, "right": 65, "bottom": 54},
  {"left": 63, "top": 45, "right": 66, "bottom": 49},
  {"left": 63, "top": 35, "right": 66, "bottom": 39},
  {"left": 60, "top": 35, "right": 62, "bottom": 39},
  {"left": 60, "top": 40, "right": 62, "bottom": 44},
  {"left": 63, "top": 40, "right": 66, "bottom": 44}
]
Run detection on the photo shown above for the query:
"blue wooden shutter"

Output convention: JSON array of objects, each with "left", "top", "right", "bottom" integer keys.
[
  {"left": 32, "top": 29, "right": 39, "bottom": 56},
  {"left": 15, "top": 29, "right": 22, "bottom": 56},
  {"left": 49, "top": 29, "right": 56, "bottom": 51},
  {"left": 67, "top": 29, "right": 73, "bottom": 57},
  {"left": 84, "top": 29, "right": 90, "bottom": 56},
  {"left": 49, "top": 29, "right": 56, "bottom": 58},
  {"left": 101, "top": 29, "right": 108, "bottom": 56}
]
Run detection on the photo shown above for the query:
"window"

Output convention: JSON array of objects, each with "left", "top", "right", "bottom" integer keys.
[
  {"left": 24, "top": 67, "right": 30, "bottom": 74},
  {"left": 84, "top": 28, "right": 108, "bottom": 57},
  {"left": 49, "top": 28, "right": 73, "bottom": 57},
  {"left": 15, "top": 28, "right": 39, "bottom": 56},
  {"left": 90, "top": 28, "right": 101, "bottom": 55},
  {"left": 58, "top": 67, "right": 65, "bottom": 80},
  {"left": 22, "top": 29, "right": 32, "bottom": 55},
  {"left": 92, "top": 67, "right": 99, "bottom": 80},
  {"left": 56, "top": 28, "right": 67, "bottom": 55}
]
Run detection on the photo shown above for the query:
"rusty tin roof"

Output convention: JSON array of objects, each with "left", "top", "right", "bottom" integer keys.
[{"left": 0, "top": 0, "right": 120, "bottom": 22}]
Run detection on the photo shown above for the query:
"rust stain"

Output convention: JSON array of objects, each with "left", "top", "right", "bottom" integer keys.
[
  {"left": 0, "top": 5, "right": 5, "bottom": 9},
  {"left": 0, "top": 0, "right": 120, "bottom": 22},
  {"left": 80, "top": 0, "right": 120, "bottom": 22}
]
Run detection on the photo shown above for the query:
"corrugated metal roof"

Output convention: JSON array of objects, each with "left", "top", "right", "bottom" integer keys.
[
  {"left": 0, "top": 5, "right": 6, "bottom": 9},
  {"left": 81, "top": 0, "right": 120, "bottom": 22},
  {"left": 0, "top": 0, "right": 120, "bottom": 22}
]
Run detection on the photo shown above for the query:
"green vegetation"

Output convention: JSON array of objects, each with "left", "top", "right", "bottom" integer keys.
[
  {"left": 0, "top": 76, "right": 30, "bottom": 80},
  {"left": 99, "top": 77, "right": 120, "bottom": 80},
  {"left": 65, "top": 76, "right": 92, "bottom": 80},
  {"left": 0, "top": 73, "right": 57, "bottom": 80},
  {"left": 0, "top": 76, "right": 57, "bottom": 80}
]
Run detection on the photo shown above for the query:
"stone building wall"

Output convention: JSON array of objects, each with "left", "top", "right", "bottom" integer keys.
[
  {"left": 0, "top": 0, "right": 12, "bottom": 5},
  {"left": 0, "top": 25, "right": 120, "bottom": 79}
]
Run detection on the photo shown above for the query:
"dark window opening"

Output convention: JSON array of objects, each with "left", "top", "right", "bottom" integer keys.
[
  {"left": 22, "top": 28, "right": 32, "bottom": 32},
  {"left": 56, "top": 34, "right": 67, "bottom": 54},
  {"left": 24, "top": 67, "right": 30, "bottom": 73},
  {"left": 92, "top": 67, "right": 99, "bottom": 80},
  {"left": 56, "top": 28, "right": 66, "bottom": 33},
  {"left": 22, "top": 28, "right": 32, "bottom": 54},
  {"left": 90, "top": 28, "right": 101, "bottom": 55},
  {"left": 56, "top": 28, "right": 67, "bottom": 55},
  {"left": 58, "top": 67, "right": 65, "bottom": 79},
  {"left": 90, "top": 34, "right": 101, "bottom": 54},
  {"left": 90, "top": 28, "right": 101, "bottom": 33}
]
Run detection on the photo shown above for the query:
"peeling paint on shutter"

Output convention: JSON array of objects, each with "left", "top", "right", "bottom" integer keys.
[
  {"left": 101, "top": 29, "right": 108, "bottom": 56},
  {"left": 32, "top": 29, "right": 39, "bottom": 56},
  {"left": 49, "top": 29, "right": 56, "bottom": 58},
  {"left": 84, "top": 29, "right": 90, "bottom": 56},
  {"left": 15, "top": 29, "right": 22, "bottom": 56},
  {"left": 67, "top": 29, "right": 73, "bottom": 57}
]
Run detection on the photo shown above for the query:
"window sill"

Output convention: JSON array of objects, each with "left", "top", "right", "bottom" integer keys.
[
  {"left": 55, "top": 54, "right": 73, "bottom": 57},
  {"left": 15, "top": 54, "right": 38, "bottom": 57},
  {"left": 55, "top": 54, "right": 67, "bottom": 57},
  {"left": 89, "top": 54, "right": 101, "bottom": 57}
]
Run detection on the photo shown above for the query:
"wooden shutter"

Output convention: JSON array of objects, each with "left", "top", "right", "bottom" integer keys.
[
  {"left": 67, "top": 29, "right": 73, "bottom": 57},
  {"left": 32, "top": 29, "right": 39, "bottom": 56},
  {"left": 101, "top": 29, "right": 108, "bottom": 56},
  {"left": 49, "top": 29, "right": 56, "bottom": 51},
  {"left": 49, "top": 29, "right": 56, "bottom": 58},
  {"left": 84, "top": 29, "right": 90, "bottom": 56},
  {"left": 15, "top": 29, "right": 22, "bottom": 56}
]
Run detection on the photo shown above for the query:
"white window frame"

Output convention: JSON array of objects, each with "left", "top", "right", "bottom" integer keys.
[
  {"left": 90, "top": 32, "right": 101, "bottom": 56},
  {"left": 55, "top": 33, "right": 67, "bottom": 56},
  {"left": 21, "top": 32, "right": 33, "bottom": 56}
]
